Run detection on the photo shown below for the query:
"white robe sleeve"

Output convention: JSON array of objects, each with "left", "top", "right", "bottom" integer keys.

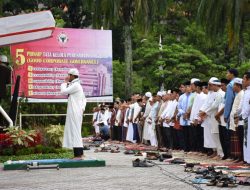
[{"left": 61, "top": 82, "right": 79, "bottom": 95}]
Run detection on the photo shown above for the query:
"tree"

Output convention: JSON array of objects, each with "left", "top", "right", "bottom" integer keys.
[
  {"left": 198, "top": 0, "right": 250, "bottom": 65},
  {"left": 89, "top": 0, "right": 168, "bottom": 98}
]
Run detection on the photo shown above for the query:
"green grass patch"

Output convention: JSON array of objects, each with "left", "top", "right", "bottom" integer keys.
[{"left": 0, "top": 151, "right": 73, "bottom": 163}]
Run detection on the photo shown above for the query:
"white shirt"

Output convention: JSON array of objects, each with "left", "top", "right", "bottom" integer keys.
[
  {"left": 190, "top": 92, "right": 207, "bottom": 123},
  {"left": 162, "top": 100, "right": 178, "bottom": 127},
  {"left": 130, "top": 102, "right": 141, "bottom": 123},
  {"left": 240, "top": 86, "right": 250, "bottom": 120},
  {"left": 115, "top": 109, "right": 121, "bottom": 126},
  {"left": 143, "top": 100, "right": 152, "bottom": 118},
  {"left": 230, "top": 90, "right": 244, "bottom": 130},
  {"left": 123, "top": 108, "right": 130, "bottom": 127}
]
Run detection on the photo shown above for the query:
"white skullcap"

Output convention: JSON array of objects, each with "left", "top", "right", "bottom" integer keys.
[
  {"left": 145, "top": 92, "right": 152, "bottom": 98},
  {"left": 208, "top": 77, "right": 218, "bottom": 84},
  {"left": 234, "top": 78, "right": 242, "bottom": 85},
  {"left": 149, "top": 97, "right": 153, "bottom": 101},
  {"left": 162, "top": 91, "right": 167, "bottom": 96},
  {"left": 68, "top": 68, "right": 79, "bottom": 76},
  {"left": 209, "top": 77, "right": 221, "bottom": 85},
  {"left": 0, "top": 55, "right": 8, "bottom": 63},
  {"left": 190, "top": 78, "right": 200, "bottom": 84},
  {"left": 167, "top": 90, "right": 171, "bottom": 94},
  {"left": 157, "top": 91, "right": 163, "bottom": 97}
]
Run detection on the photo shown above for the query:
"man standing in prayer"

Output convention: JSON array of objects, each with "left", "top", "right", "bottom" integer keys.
[
  {"left": 224, "top": 68, "right": 238, "bottom": 159},
  {"left": 189, "top": 81, "right": 207, "bottom": 154},
  {"left": 178, "top": 81, "right": 192, "bottom": 152},
  {"left": 229, "top": 78, "right": 244, "bottom": 162},
  {"left": 215, "top": 78, "right": 229, "bottom": 160},
  {"left": 142, "top": 92, "right": 152, "bottom": 144},
  {"left": 199, "top": 77, "right": 219, "bottom": 157},
  {"left": 61, "top": 68, "right": 87, "bottom": 159},
  {"left": 188, "top": 78, "right": 200, "bottom": 153},
  {"left": 238, "top": 71, "right": 250, "bottom": 164},
  {"left": 147, "top": 94, "right": 160, "bottom": 146}
]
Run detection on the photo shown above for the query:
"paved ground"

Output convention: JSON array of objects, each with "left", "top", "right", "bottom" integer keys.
[{"left": 0, "top": 144, "right": 249, "bottom": 190}]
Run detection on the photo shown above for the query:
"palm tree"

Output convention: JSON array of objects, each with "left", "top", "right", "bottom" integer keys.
[
  {"left": 198, "top": 0, "right": 250, "bottom": 64},
  {"left": 88, "top": 0, "right": 168, "bottom": 97}
]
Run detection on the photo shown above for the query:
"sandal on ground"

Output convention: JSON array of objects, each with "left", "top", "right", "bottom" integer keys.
[
  {"left": 110, "top": 149, "right": 120, "bottom": 153},
  {"left": 206, "top": 177, "right": 217, "bottom": 186},
  {"left": 124, "top": 150, "right": 135, "bottom": 154},
  {"left": 134, "top": 152, "right": 143, "bottom": 156},
  {"left": 216, "top": 175, "right": 237, "bottom": 187},
  {"left": 132, "top": 158, "right": 154, "bottom": 167}
]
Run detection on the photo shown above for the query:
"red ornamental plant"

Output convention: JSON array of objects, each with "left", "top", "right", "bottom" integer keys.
[
  {"left": 28, "top": 131, "right": 43, "bottom": 147},
  {"left": 4, "top": 127, "right": 36, "bottom": 148},
  {"left": 0, "top": 133, "right": 13, "bottom": 148}
]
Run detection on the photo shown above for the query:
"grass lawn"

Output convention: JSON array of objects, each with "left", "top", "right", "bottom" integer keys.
[{"left": 0, "top": 151, "right": 73, "bottom": 163}]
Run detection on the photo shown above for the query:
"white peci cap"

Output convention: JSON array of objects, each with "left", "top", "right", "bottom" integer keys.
[
  {"left": 157, "top": 91, "right": 163, "bottom": 97},
  {"left": 68, "top": 68, "right": 79, "bottom": 76},
  {"left": 0, "top": 55, "right": 8, "bottom": 63},
  {"left": 209, "top": 77, "right": 221, "bottom": 85},
  {"left": 190, "top": 78, "right": 200, "bottom": 84},
  {"left": 145, "top": 92, "right": 152, "bottom": 98},
  {"left": 234, "top": 78, "right": 242, "bottom": 85}
]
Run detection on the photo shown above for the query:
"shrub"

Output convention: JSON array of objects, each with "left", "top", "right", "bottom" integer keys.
[
  {"left": 4, "top": 127, "right": 36, "bottom": 148},
  {"left": 28, "top": 131, "right": 43, "bottom": 147},
  {"left": 45, "top": 124, "right": 64, "bottom": 148},
  {"left": 0, "top": 133, "right": 12, "bottom": 149},
  {"left": 15, "top": 148, "right": 35, "bottom": 156},
  {"left": 34, "top": 144, "right": 43, "bottom": 153},
  {"left": 2, "top": 147, "right": 14, "bottom": 156}
]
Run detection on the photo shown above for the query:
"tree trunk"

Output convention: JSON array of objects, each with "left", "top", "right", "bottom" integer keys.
[
  {"left": 237, "top": 18, "right": 246, "bottom": 66},
  {"left": 124, "top": 24, "right": 132, "bottom": 98},
  {"left": 0, "top": 0, "right": 2, "bottom": 16}
]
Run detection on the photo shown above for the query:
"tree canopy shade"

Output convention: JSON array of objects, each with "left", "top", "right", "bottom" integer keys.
[
  {"left": 198, "top": 0, "right": 250, "bottom": 50},
  {"left": 88, "top": 0, "right": 169, "bottom": 98}
]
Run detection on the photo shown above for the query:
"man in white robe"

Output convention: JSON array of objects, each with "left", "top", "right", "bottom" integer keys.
[
  {"left": 238, "top": 71, "right": 250, "bottom": 164},
  {"left": 190, "top": 81, "right": 207, "bottom": 153},
  {"left": 200, "top": 78, "right": 218, "bottom": 153},
  {"left": 147, "top": 94, "right": 160, "bottom": 147},
  {"left": 142, "top": 92, "right": 152, "bottom": 143},
  {"left": 61, "top": 68, "right": 86, "bottom": 159},
  {"left": 200, "top": 78, "right": 224, "bottom": 158}
]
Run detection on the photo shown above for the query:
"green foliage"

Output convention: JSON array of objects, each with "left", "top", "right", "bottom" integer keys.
[
  {"left": 45, "top": 124, "right": 64, "bottom": 148},
  {"left": 4, "top": 127, "right": 36, "bottom": 147},
  {"left": 0, "top": 151, "right": 73, "bottom": 163},
  {"left": 2, "top": 148, "right": 14, "bottom": 156},
  {"left": 15, "top": 147, "right": 35, "bottom": 156}
]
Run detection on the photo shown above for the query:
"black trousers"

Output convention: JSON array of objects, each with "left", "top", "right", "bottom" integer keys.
[
  {"left": 133, "top": 123, "right": 140, "bottom": 143},
  {"left": 219, "top": 125, "right": 231, "bottom": 158},
  {"left": 155, "top": 124, "right": 164, "bottom": 147},
  {"left": 237, "top": 125, "right": 244, "bottom": 160},
  {"left": 73, "top": 147, "right": 83, "bottom": 157},
  {"left": 189, "top": 125, "right": 196, "bottom": 151},
  {"left": 112, "top": 125, "right": 119, "bottom": 140},
  {"left": 118, "top": 126, "right": 122, "bottom": 141},
  {"left": 219, "top": 125, "right": 226, "bottom": 157},
  {"left": 122, "top": 126, "right": 127, "bottom": 141},
  {"left": 177, "top": 129, "right": 185, "bottom": 150},
  {"left": 197, "top": 125, "right": 204, "bottom": 152},
  {"left": 163, "top": 127, "right": 173, "bottom": 149},
  {"left": 183, "top": 125, "right": 191, "bottom": 152},
  {"left": 172, "top": 127, "right": 178, "bottom": 149}
]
